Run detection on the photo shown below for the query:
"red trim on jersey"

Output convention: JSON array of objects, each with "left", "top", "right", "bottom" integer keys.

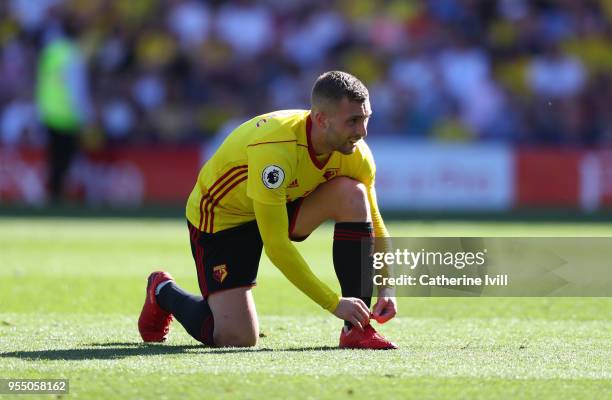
[
  {"left": 198, "top": 194, "right": 209, "bottom": 232},
  {"left": 306, "top": 115, "right": 331, "bottom": 170},
  {"left": 200, "top": 165, "right": 247, "bottom": 231},
  {"left": 247, "top": 140, "right": 297, "bottom": 147},
  {"left": 207, "top": 166, "right": 247, "bottom": 195},
  {"left": 208, "top": 174, "right": 248, "bottom": 233},
  {"left": 203, "top": 169, "right": 247, "bottom": 232}
]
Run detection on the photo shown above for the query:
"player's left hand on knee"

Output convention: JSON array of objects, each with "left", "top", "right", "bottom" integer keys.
[{"left": 371, "top": 291, "right": 397, "bottom": 324}]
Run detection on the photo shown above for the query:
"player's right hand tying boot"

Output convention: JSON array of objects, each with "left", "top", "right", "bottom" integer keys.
[{"left": 333, "top": 297, "right": 397, "bottom": 349}]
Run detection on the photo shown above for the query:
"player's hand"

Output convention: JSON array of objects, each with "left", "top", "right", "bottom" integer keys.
[
  {"left": 371, "top": 287, "right": 397, "bottom": 324},
  {"left": 333, "top": 297, "right": 370, "bottom": 331}
]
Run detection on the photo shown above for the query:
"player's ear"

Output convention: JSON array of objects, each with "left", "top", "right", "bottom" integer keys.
[{"left": 313, "top": 111, "right": 329, "bottom": 129}]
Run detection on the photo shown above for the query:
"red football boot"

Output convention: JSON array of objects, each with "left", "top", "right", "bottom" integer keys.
[
  {"left": 339, "top": 324, "right": 398, "bottom": 350},
  {"left": 138, "top": 271, "right": 174, "bottom": 342}
]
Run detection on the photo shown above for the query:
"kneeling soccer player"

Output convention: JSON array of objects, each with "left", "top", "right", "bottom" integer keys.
[{"left": 138, "top": 71, "right": 397, "bottom": 349}]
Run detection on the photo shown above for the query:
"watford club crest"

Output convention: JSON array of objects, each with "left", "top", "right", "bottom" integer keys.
[
  {"left": 323, "top": 168, "right": 339, "bottom": 181},
  {"left": 212, "top": 264, "right": 228, "bottom": 283}
]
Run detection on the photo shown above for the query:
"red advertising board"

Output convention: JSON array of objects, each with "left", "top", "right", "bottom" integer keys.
[
  {"left": 1, "top": 144, "right": 611, "bottom": 211},
  {"left": 514, "top": 148, "right": 612, "bottom": 210},
  {"left": 515, "top": 149, "right": 582, "bottom": 207},
  {"left": 0, "top": 146, "right": 202, "bottom": 206}
]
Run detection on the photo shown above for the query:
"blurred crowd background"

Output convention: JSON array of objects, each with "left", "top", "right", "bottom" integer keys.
[{"left": 1, "top": 0, "right": 612, "bottom": 149}]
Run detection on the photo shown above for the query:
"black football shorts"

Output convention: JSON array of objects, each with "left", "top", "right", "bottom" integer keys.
[{"left": 187, "top": 197, "right": 307, "bottom": 297}]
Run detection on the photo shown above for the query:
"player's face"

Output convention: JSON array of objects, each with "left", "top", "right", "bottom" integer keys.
[{"left": 324, "top": 97, "right": 372, "bottom": 155}]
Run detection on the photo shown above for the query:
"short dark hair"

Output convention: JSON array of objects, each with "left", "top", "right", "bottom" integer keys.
[{"left": 311, "top": 71, "right": 369, "bottom": 109}]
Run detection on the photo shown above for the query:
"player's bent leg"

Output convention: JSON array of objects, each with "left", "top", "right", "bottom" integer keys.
[
  {"left": 156, "top": 278, "right": 215, "bottom": 345},
  {"left": 291, "top": 176, "right": 370, "bottom": 238},
  {"left": 289, "top": 177, "right": 396, "bottom": 349},
  {"left": 207, "top": 287, "right": 259, "bottom": 347},
  {"left": 290, "top": 179, "right": 374, "bottom": 311}
]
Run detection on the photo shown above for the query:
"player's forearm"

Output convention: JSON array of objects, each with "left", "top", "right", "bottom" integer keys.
[
  {"left": 368, "top": 185, "right": 389, "bottom": 239},
  {"left": 253, "top": 201, "right": 340, "bottom": 312},
  {"left": 368, "top": 186, "right": 393, "bottom": 283},
  {"left": 264, "top": 239, "right": 340, "bottom": 312}
]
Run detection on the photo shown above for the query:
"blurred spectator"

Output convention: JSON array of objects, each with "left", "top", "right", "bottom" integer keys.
[
  {"left": 1, "top": 95, "right": 41, "bottom": 147},
  {"left": 282, "top": 7, "right": 347, "bottom": 67},
  {"left": 527, "top": 43, "right": 587, "bottom": 99},
  {"left": 8, "top": 0, "right": 60, "bottom": 33},
  {"left": 35, "top": 16, "right": 93, "bottom": 203},
  {"left": 0, "top": 0, "right": 609, "bottom": 147},
  {"left": 216, "top": 1, "right": 273, "bottom": 59},
  {"left": 167, "top": 0, "right": 211, "bottom": 51},
  {"left": 101, "top": 98, "right": 136, "bottom": 141}
]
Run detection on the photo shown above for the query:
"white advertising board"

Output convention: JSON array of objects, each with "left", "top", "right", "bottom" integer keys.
[{"left": 368, "top": 140, "right": 514, "bottom": 211}]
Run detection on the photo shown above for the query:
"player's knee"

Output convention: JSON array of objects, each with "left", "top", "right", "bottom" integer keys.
[
  {"left": 328, "top": 177, "right": 370, "bottom": 221},
  {"left": 213, "top": 329, "right": 258, "bottom": 348}
]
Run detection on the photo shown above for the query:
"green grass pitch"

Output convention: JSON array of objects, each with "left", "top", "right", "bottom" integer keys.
[{"left": 0, "top": 218, "right": 610, "bottom": 399}]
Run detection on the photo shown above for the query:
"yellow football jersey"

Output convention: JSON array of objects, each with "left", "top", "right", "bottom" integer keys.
[{"left": 186, "top": 110, "right": 378, "bottom": 234}]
